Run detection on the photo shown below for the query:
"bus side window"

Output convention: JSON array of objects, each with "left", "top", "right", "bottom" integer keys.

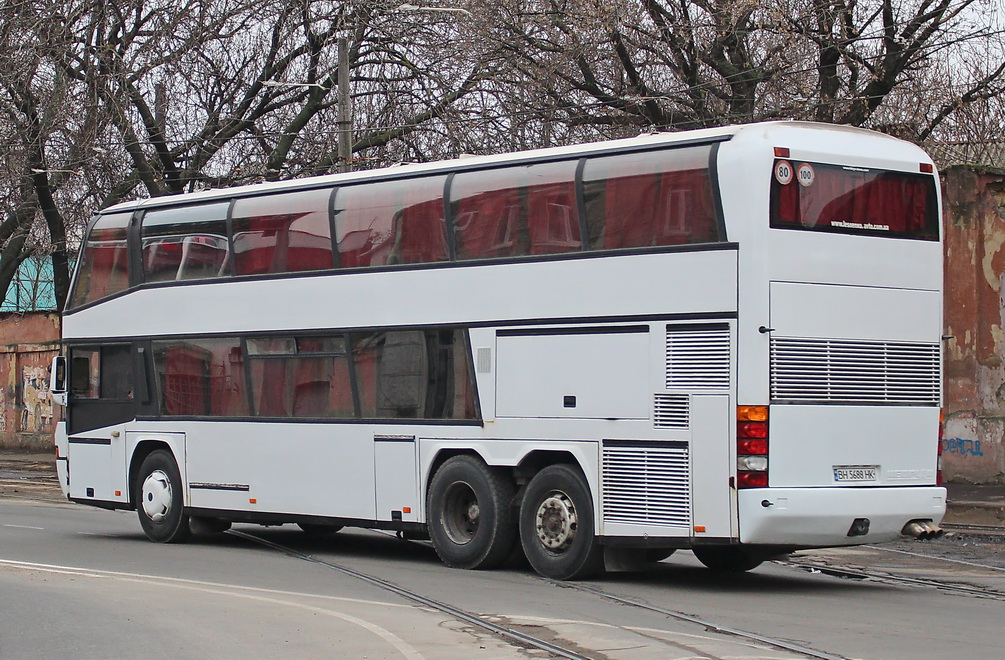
[
  {"left": 141, "top": 203, "right": 230, "bottom": 282},
  {"left": 152, "top": 339, "right": 248, "bottom": 416},
  {"left": 68, "top": 213, "right": 132, "bottom": 309},
  {"left": 232, "top": 188, "right": 335, "bottom": 276},
  {"left": 351, "top": 329, "right": 478, "bottom": 420},
  {"left": 70, "top": 352, "right": 97, "bottom": 398},
  {"left": 334, "top": 177, "right": 449, "bottom": 268},
  {"left": 451, "top": 161, "right": 580, "bottom": 260},
  {"left": 582, "top": 146, "right": 719, "bottom": 250},
  {"left": 247, "top": 336, "right": 354, "bottom": 419},
  {"left": 69, "top": 346, "right": 132, "bottom": 401}
]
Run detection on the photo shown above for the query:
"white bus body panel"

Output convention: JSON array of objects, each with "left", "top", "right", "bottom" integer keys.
[
  {"left": 65, "top": 424, "right": 129, "bottom": 503},
  {"left": 739, "top": 486, "right": 946, "bottom": 546},
  {"left": 180, "top": 422, "right": 377, "bottom": 519},
  {"left": 769, "top": 282, "right": 940, "bottom": 343},
  {"left": 62, "top": 250, "right": 738, "bottom": 340},
  {"left": 496, "top": 330, "right": 650, "bottom": 420}
]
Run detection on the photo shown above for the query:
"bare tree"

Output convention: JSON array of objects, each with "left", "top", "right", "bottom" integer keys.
[
  {"left": 468, "top": 0, "right": 1005, "bottom": 142},
  {"left": 0, "top": 0, "right": 491, "bottom": 310}
]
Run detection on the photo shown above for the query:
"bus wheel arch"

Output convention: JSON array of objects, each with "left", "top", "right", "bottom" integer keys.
[
  {"left": 519, "top": 462, "right": 603, "bottom": 580},
  {"left": 134, "top": 448, "right": 191, "bottom": 543},
  {"left": 427, "top": 454, "right": 517, "bottom": 570}
]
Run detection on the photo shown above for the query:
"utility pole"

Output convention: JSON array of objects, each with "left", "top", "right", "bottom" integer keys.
[{"left": 337, "top": 36, "right": 352, "bottom": 173}]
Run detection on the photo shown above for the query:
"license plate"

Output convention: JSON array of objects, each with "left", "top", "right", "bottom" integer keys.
[{"left": 833, "top": 465, "right": 878, "bottom": 482}]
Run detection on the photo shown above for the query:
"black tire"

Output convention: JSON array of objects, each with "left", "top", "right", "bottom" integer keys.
[
  {"left": 297, "top": 522, "right": 343, "bottom": 536},
  {"left": 189, "top": 516, "right": 232, "bottom": 535},
  {"left": 692, "top": 546, "right": 765, "bottom": 572},
  {"left": 135, "top": 450, "right": 191, "bottom": 543},
  {"left": 427, "top": 455, "right": 517, "bottom": 570},
  {"left": 519, "top": 464, "right": 603, "bottom": 580}
]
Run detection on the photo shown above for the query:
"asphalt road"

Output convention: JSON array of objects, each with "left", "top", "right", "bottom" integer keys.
[{"left": 3, "top": 493, "right": 1005, "bottom": 660}]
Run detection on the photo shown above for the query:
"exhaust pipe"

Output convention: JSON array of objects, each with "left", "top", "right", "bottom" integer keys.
[{"left": 901, "top": 519, "right": 945, "bottom": 540}]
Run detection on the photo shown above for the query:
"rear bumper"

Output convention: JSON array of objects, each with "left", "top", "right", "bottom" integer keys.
[{"left": 738, "top": 486, "right": 946, "bottom": 546}]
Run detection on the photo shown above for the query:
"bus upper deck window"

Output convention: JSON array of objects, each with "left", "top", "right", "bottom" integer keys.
[
  {"left": 232, "top": 188, "right": 335, "bottom": 276},
  {"left": 581, "top": 145, "right": 720, "bottom": 251},
  {"left": 141, "top": 203, "right": 231, "bottom": 282},
  {"left": 68, "top": 212, "right": 132, "bottom": 309},
  {"left": 450, "top": 162, "right": 580, "bottom": 260},
  {"left": 335, "top": 177, "right": 449, "bottom": 268}
]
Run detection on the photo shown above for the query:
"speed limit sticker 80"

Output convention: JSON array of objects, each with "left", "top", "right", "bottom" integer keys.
[{"left": 774, "top": 160, "right": 793, "bottom": 185}]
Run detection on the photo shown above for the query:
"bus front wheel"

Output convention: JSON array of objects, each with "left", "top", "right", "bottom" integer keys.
[
  {"left": 427, "top": 455, "right": 516, "bottom": 570},
  {"left": 692, "top": 546, "right": 765, "bottom": 572},
  {"left": 136, "top": 450, "right": 191, "bottom": 543},
  {"left": 519, "top": 464, "right": 603, "bottom": 580}
]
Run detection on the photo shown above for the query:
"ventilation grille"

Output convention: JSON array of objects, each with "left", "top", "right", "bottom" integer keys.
[
  {"left": 666, "top": 327, "right": 730, "bottom": 390},
  {"left": 654, "top": 394, "right": 689, "bottom": 429},
  {"left": 602, "top": 443, "right": 690, "bottom": 527},
  {"left": 771, "top": 337, "right": 940, "bottom": 404}
]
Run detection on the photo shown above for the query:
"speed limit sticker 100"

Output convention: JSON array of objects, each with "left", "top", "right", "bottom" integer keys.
[{"left": 797, "top": 163, "right": 815, "bottom": 187}]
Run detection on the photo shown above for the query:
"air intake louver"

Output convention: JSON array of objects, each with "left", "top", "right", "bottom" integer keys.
[
  {"left": 771, "top": 337, "right": 940, "bottom": 405},
  {"left": 666, "top": 326, "right": 730, "bottom": 390},
  {"left": 602, "top": 442, "right": 690, "bottom": 527},
  {"left": 653, "top": 394, "right": 689, "bottom": 429}
]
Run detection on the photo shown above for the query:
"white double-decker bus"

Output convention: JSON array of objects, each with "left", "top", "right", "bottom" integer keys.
[{"left": 51, "top": 121, "right": 945, "bottom": 579}]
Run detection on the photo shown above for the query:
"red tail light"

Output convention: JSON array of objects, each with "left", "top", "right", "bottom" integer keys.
[
  {"left": 737, "top": 406, "right": 769, "bottom": 488},
  {"left": 737, "top": 471, "right": 769, "bottom": 489}
]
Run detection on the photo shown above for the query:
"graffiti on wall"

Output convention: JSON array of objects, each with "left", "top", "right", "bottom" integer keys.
[
  {"left": 20, "top": 365, "right": 53, "bottom": 433},
  {"left": 943, "top": 437, "right": 985, "bottom": 458}
]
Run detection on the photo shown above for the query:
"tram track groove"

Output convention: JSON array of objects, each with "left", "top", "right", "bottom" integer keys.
[
  {"left": 552, "top": 580, "right": 847, "bottom": 660},
  {"left": 779, "top": 558, "right": 1005, "bottom": 600},
  {"left": 226, "top": 529, "right": 592, "bottom": 660},
  {"left": 330, "top": 530, "right": 850, "bottom": 660}
]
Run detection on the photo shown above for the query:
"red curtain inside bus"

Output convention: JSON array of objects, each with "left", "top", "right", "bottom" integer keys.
[
  {"left": 69, "top": 217, "right": 131, "bottom": 308},
  {"left": 581, "top": 146, "right": 720, "bottom": 250},
  {"left": 335, "top": 178, "right": 449, "bottom": 268},
  {"left": 451, "top": 163, "right": 581, "bottom": 260},
  {"left": 232, "top": 189, "right": 334, "bottom": 275},
  {"left": 586, "top": 169, "right": 717, "bottom": 249},
  {"left": 155, "top": 340, "right": 247, "bottom": 416}
]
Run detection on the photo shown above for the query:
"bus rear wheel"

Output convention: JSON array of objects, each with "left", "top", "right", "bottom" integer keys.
[
  {"left": 692, "top": 546, "right": 765, "bottom": 572},
  {"left": 427, "top": 455, "right": 516, "bottom": 570},
  {"left": 136, "top": 450, "right": 191, "bottom": 543},
  {"left": 519, "top": 464, "right": 603, "bottom": 580}
]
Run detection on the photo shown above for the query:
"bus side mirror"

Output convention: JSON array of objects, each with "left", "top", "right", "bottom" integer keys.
[{"left": 50, "top": 355, "right": 67, "bottom": 407}]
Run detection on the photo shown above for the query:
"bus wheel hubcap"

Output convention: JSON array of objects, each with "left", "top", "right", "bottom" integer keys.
[
  {"left": 443, "top": 482, "right": 479, "bottom": 544},
  {"left": 141, "top": 470, "right": 173, "bottom": 523},
  {"left": 535, "top": 491, "right": 577, "bottom": 552}
]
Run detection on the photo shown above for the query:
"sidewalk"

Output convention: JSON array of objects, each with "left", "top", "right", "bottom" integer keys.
[
  {"left": 0, "top": 449, "right": 1002, "bottom": 525},
  {"left": 944, "top": 482, "right": 1005, "bottom": 526}
]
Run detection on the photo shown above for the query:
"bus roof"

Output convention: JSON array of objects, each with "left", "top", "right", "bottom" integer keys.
[{"left": 100, "top": 121, "right": 925, "bottom": 215}]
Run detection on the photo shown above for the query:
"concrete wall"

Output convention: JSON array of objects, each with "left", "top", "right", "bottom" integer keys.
[
  {"left": 942, "top": 165, "right": 1005, "bottom": 484},
  {"left": 0, "top": 313, "right": 61, "bottom": 451}
]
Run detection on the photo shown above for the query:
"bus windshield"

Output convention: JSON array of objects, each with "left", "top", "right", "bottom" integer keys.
[{"left": 770, "top": 160, "right": 939, "bottom": 240}]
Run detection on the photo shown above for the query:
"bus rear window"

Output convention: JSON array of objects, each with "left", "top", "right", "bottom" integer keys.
[{"left": 770, "top": 160, "right": 938, "bottom": 240}]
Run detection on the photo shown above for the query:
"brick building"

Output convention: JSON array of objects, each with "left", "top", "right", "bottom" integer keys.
[{"left": 0, "top": 312, "right": 61, "bottom": 450}]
